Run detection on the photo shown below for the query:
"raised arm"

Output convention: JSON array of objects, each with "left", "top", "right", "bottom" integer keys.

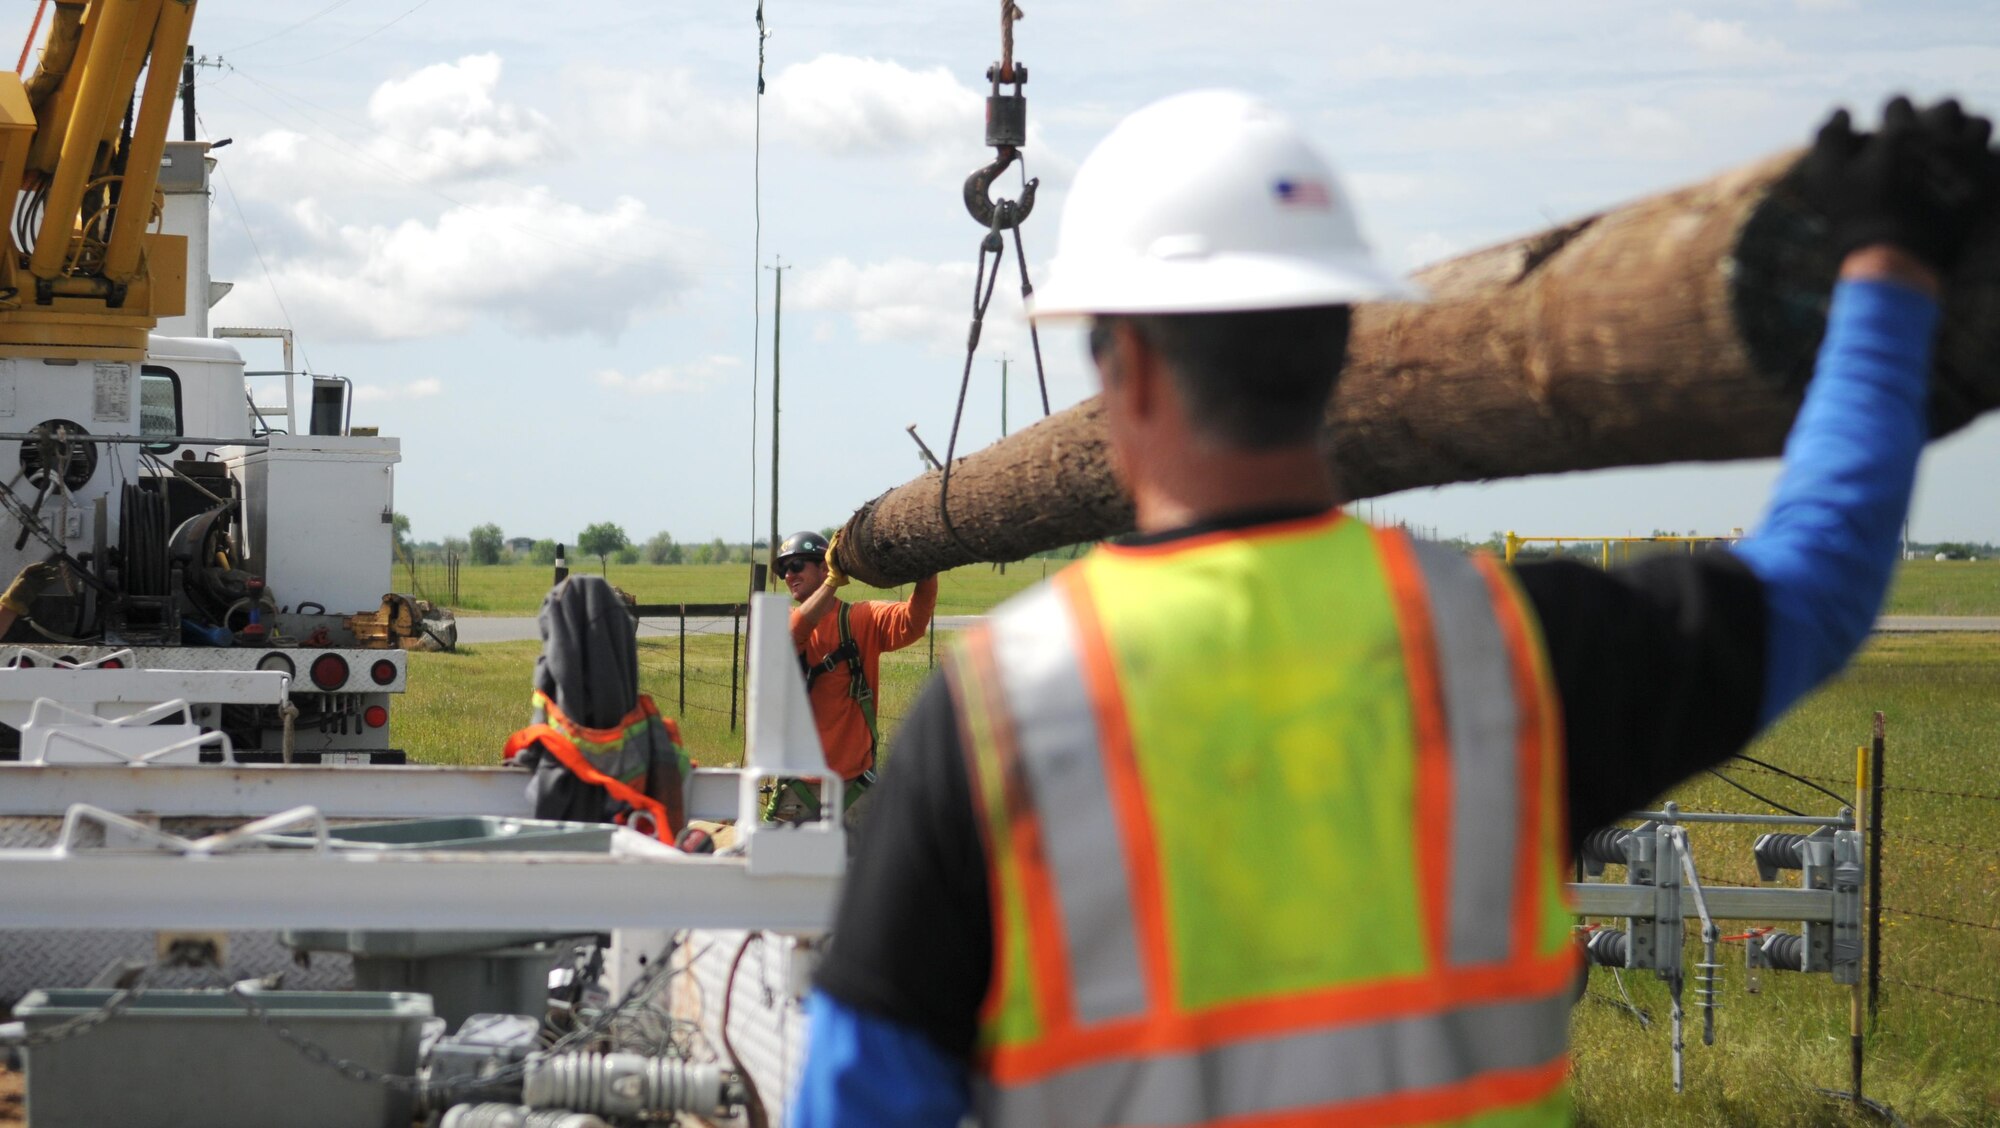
[{"left": 1734, "top": 97, "right": 1997, "bottom": 725}]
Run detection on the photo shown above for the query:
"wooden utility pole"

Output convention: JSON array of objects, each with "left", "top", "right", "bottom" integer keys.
[
  {"left": 765, "top": 256, "right": 789, "bottom": 586},
  {"left": 830, "top": 148, "right": 2000, "bottom": 588}
]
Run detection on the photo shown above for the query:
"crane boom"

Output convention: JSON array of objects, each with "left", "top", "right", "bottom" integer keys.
[{"left": 0, "top": 0, "right": 194, "bottom": 360}]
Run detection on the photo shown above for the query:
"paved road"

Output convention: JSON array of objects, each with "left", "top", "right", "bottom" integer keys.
[
  {"left": 1874, "top": 615, "right": 2000, "bottom": 632},
  {"left": 455, "top": 613, "right": 990, "bottom": 645}
]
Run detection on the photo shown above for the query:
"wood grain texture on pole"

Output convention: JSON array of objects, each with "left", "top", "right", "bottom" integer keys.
[{"left": 835, "top": 149, "right": 2000, "bottom": 588}]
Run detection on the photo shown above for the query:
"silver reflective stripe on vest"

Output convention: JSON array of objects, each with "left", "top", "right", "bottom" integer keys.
[
  {"left": 1410, "top": 541, "right": 1523, "bottom": 968},
  {"left": 979, "top": 992, "right": 1570, "bottom": 1128},
  {"left": 989, "top": 584, "right": 1150, "bottom": 1024}
]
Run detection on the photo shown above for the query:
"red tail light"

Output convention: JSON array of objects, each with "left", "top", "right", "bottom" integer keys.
[
  {"left": 370, "top": 659, "right": 397, "bottom": 685},
  {"left": 98, "top": 657, "right": 124, "bottom": 669},
  {"left": 309, "top": 654, "right": 349, "bottom": 691},
  {"left": 363, "top": 705, "right": 388, "bottom": 729}
]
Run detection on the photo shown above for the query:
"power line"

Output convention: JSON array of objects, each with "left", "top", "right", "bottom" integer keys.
[
  {"left": 284, "top": 0, "right": 441, "bottom": 67},
  {"left": 221, "top": 0, "right": 365, "bottom": 55}
]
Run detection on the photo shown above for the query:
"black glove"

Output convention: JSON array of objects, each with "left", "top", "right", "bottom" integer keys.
[{"left": 1797, "top": 96, "right": 2000, "bottom": 275}]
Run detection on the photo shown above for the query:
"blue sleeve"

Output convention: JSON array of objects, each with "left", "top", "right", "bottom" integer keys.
[
  {"left": 1731, "top": 278, "right": 1941, "bottom": 727},
  {"left": 790, "top": 989, "right": 971, "bottom": 1128}
]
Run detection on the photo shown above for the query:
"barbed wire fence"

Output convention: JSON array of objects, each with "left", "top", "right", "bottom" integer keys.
[{"left": 1724, "top": 720, "right": 2000, "bottom": 1028}]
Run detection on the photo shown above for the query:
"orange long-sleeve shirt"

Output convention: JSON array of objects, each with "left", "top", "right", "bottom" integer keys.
[{"left": 789, "top": 576, "right": 938, "bottom": 780}]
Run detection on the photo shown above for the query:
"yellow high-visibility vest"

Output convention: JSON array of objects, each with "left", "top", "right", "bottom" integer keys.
[{"left": 946, "top": 512, "right": 1578, "bottom": 1127}]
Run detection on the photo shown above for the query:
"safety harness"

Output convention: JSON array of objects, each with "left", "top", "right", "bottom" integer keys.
[
  {"left": 799, "top": 601, "right": 878, "bottom": 762},
  {"left": 771, "top": 602, "right": 876, "bottom": 822}
]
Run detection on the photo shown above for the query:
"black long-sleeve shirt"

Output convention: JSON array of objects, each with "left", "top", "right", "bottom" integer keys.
[{"left": 817, "top": 521, "right": 1765, "bottom": 1061}]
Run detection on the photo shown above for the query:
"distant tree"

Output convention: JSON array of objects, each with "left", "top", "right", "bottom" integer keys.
[
  {"left": 468, "top": 523, "right": 504, "bottom": 565},
  {"left": 529, "top": 539, "right": 558, "bottom": 566},
  {"left": 645, "top": 531, "right": 682, "bottom": 565},
  {"left": 613, "top": 545, "right": 641, "bottom": 566},
  {"left": 578, "top": 523, "right": 630, "bottom": 574},
  {"left": 442, "top": 536, "right": 469, "bottom": 562},
  {"left": 392, "top": 512, "right": 413, "bottom": 563},
  {"left": 709, "top": 537, "right": 728, "bottom": 566}
]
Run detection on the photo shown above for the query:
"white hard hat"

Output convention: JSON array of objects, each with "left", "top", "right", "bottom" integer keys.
[{"left": 1029, "top": 90, "right": 1421, "bottom": 319}]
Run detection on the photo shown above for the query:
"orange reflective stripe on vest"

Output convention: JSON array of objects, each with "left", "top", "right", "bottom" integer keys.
[{"left": 948, "top": 515, "right": 1576, "bottom": 1127}]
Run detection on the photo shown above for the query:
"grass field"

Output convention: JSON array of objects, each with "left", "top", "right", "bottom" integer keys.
[
  {"left": 430, "top": 557, "right": 2000, "bottom": 619},
  {"left": 432, "top": 560, "right": 1059, "bottom": 616},
  {"left": 1884, "top": 559, "right": 2000, "bottom": 617},
  {"left": 398, "top": 622, "right": 2000, "bottom": 1125}
]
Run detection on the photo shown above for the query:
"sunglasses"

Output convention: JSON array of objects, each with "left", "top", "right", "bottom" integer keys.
[{"left": 776, "top": 557, "right": 820, "bottom": 578}]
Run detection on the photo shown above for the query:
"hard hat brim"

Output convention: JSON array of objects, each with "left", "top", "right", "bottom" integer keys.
[{"left": 1027, "top": 250, "right": 1425, "bottom": 321}]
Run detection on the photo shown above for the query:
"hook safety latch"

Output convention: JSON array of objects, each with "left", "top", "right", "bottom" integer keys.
[{"left": 965, "top": 64, "right": 1037, "bottom": 230}]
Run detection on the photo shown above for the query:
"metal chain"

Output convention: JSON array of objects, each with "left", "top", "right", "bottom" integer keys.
[
  {"left": 0, "top": 978, "right": 149, "bottom": 1048},
  {"left": 224, "top": 982, "right": 424, "bottom": 1093}
]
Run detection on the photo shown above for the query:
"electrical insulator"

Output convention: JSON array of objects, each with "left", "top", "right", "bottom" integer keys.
[
  {"left": 1579, "top": 826, "right": 1633, "bottom": 876},
  {"left": 1754, "top": 833, "right": 1808, "bottom": 880},
  {"left": 1760, "top": 931, "right": 1806, "bottom": 972},
  {"left": 1585, "top": 928, "right": 1630, "bottom": 968},
  {"left": 523, "top": 1054, "right": 733, "bottom": 1119}
]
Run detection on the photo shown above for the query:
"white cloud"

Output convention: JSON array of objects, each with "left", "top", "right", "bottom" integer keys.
[
  {"left": 212, "top": 187, "right": 694, "bottom": 342},
  {"left": 365, "top": 54, "right": 557, "bottom": 182},
  {"left": 1330, "top": 46, "right": 1503, "bottom": 82},
  {"left": 575, "top": 66, "right": 751, "bottom": 148},
  {"left": 797, "top": 257, "right": 1002, "bottom": 354},
  {"left": 766, "top": 55, "right": 982, "bottom": 155},
  {"left": 595, "top": 355, "right": 741, "bottom": 395},
  {"left": 354, "top": 378, "right": 443, "bottom": 403},
  {"left": 230, "top": 54, "right": 558, "bottom": 192},
  {"left": 1670, "top": 13, "right": 1789, "bottom": 62}
]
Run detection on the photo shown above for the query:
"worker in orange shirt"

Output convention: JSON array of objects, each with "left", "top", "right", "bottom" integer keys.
[{"left": 774, "top": 530, "right": 937, "bottom": 815}]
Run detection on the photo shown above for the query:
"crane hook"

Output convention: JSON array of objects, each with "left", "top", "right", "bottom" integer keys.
[{"left": 964, "top": 146, "right": 1038, "bottom": 231}]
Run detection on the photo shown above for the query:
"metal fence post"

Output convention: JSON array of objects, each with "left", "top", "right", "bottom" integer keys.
[
  {"left": 729, "top": 608, "right": 740, "bottom": 733},
  {"left": 1868, "top": 710, "right": 1886, "bottom": 1026},
  {"left": 678, "top": 604, "right": 687, "bottom": 717}
]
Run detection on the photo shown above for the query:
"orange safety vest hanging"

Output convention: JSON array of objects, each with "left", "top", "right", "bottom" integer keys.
[{"left": 504, "top": 690, "right": 689, "bottom": 842}]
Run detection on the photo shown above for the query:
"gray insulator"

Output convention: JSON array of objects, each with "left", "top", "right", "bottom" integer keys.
[
  {"left": 1754, "top": 833, "right": 1808, "bottom": 879},
  {"left": 1761, "top": 931, "right": 1805, "bottom": 972},
  {"left": 523, "top": 1053, "right": 726, "bottom": 1117},
  {"left": 1579, "top": 827, "right": 1633, "bottom": 873},
  {"left": 1585, "top": 929, "right": 1629, "bottom": 968},
  {"left": 440, "top": 1104, "right": 611, "bottom": 1128}
]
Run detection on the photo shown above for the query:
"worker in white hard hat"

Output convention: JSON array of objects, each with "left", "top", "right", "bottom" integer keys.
[{"left": 792, "top": 91, "right": 1999, "bottom": 1127}]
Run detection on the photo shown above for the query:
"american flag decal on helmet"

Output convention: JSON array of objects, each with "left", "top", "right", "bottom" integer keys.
[{"left": 1272, "top": 178, "right": 1332, "bottom": 208}]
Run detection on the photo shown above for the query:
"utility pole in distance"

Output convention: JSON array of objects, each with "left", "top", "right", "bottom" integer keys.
[{"left": 765, "top": 256, "right": 791, "bottom": 589}]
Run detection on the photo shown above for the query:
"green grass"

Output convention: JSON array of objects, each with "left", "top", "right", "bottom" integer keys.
[
  {"left": 431, "top": 561, "right": 1058, "bottom": 616},
  {"left": 1883, "top": 560, "right": 2000, "bottom": 617},
  {"left": 1572, "top": 633, "right": 2000, "bottom": 1126},
  {"left": 396, "top": 618, "right": 2000, "bottom": 1125},
  {"left": 435, "top": 557, "right": 2000, "bottom": 620},
  {"left": 398, "top": 629, "right": 948, "bottom": 768}
]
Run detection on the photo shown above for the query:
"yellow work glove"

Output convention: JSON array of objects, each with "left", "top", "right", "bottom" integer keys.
[
  {"left": 0, "top": 560, "right": 60, "bottom": 615},
  {"left": 824, "top": 532, "right": 850, "bottom": 589}
]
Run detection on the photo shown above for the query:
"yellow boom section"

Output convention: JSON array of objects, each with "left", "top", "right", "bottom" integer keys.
[{"left": 0, "top": 0, "right": 195, "bottom": 360}]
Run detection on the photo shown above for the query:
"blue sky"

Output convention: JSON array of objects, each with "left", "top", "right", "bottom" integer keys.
[{"left": 25, "top": 0, "right": 2000, "bottom": 546}]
